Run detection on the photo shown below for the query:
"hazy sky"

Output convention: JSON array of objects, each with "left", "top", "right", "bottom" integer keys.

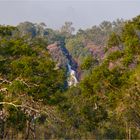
[{"left": 0, "top": 0, "right": 140, "bottom": 30}]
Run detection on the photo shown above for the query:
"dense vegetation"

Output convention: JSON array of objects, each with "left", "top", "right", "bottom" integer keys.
[{"left": 0, "top": 15, "right": 140, "bottom": 139}]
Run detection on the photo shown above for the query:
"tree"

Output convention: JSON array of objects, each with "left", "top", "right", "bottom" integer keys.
[
  {"left": 35, "top": 22, "right": 47, "bottom": 37},
  {"left": 17, "top": 22, "right": 37, "bottom": 37},
  {"left": 60, "top": 22, "right": 75, "bottom": 38},
  {"left": 0, "top": 25, "right": 66, "bottom": 139},
  {"left": 107, "top": 32, "right": 121, "bottom": 48}
]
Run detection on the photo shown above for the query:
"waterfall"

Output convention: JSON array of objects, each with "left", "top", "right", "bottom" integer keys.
[{"left": 67, "top": 63, "right": 78, "bottom": 87}]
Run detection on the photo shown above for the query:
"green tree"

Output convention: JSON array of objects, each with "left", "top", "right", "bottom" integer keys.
[{"left": 60, "top": 22, "right": 75, "bottom": 38}]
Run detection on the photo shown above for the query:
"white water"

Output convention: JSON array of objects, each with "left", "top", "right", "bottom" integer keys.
[{"left": 67, "top": 64, "right": 78, "bottom": 87}]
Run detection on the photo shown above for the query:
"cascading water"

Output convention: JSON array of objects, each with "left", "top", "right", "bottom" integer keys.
[
  {"left": 67, "top": 63, "right": 78, "bottom": 87},
  {"left": 47, "top": 42, "right": 78, "bottom": 87}
]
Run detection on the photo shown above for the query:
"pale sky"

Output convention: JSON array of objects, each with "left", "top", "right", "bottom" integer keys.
[{"left": 0, "top": 0, "right": 140, "bottom": 30}]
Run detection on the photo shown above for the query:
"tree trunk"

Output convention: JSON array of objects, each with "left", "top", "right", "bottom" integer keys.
[
  {"left": 0, "top": 119, "right": 4, "bottom": 139},
  {"left": 25, "top": 120, "right": 30, "bottom": 140},
  {"left": 30, "top": 122, "right": 36, "bottom": 139},
  {"left": 128, "top": 125, "right": 131, "bottom": 140},
  {"left": 126, "top": 122, "right": 128, "bottom": 140}
]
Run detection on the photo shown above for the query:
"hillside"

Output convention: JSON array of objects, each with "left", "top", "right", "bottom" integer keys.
[{"left": 0, "top": 15, "right": 140, "bottom": 139}]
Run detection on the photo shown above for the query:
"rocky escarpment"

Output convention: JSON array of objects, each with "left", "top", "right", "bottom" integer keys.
[
  {"left": 47, "top": 42, "right": 77, "bottom": 69},
  {"left": 47, "top": 42, "right": 78, "bottom": 86},
  {"left": 47, "top": 42, "right": 68, "bottom": 68}
]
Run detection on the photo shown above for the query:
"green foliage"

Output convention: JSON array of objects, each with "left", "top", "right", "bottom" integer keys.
[
  {"left": 81, "top": 56, "right": 97, "bottom": 70},
  {"left": 122, "top": 53, "right": 133, "bottom": 66},
  {"left": 60, "top": 21, "right": 75, "bottom": 38},
  {"left": 107, "top": 50, "right": 123, "bottom": 60},
  {"left": 65, "top": 36, "right": 85, "bottom": 57},
  {"left": 0, "top": 25, "right": 17, "bottom": 36},
  {"left": 107, "top": 32, "right": 120, "bottom": 48},
  {"left": 121, "top": 21, "right": 140, "bottom": 54},
  {"left": 0, "top": 25, "right": 67, "bottom": 139},
  {"left": 7, "top": 106, "right": 26, "bottom": 131},
  {"left": 0, "top": 15, "right": 140, "bottom": 139},
  {"left": 65, "top": 35, "right": 91, "bottom": 66},
  {"left": 60, "top": 15, "right": 140, "bottom": 138},
  {"left": 84, "top": 19, "right": 124, "bottom": 46}
]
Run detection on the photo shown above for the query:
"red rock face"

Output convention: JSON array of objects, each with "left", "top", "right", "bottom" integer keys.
[
  {"left": 86, "top": 42, "right": 105, "bottom": 60},
  {"left": 47, "top": 43, "right": 68, "bottom": 67},
  {"left": 47, "top": 43, "right": 58, "bottom": 51},
  {"left": 47, "top": 42, "right": 78, "bottom": 70},
  {"left": 109, "top": 62, "right": 114, "bottom": 70}
]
